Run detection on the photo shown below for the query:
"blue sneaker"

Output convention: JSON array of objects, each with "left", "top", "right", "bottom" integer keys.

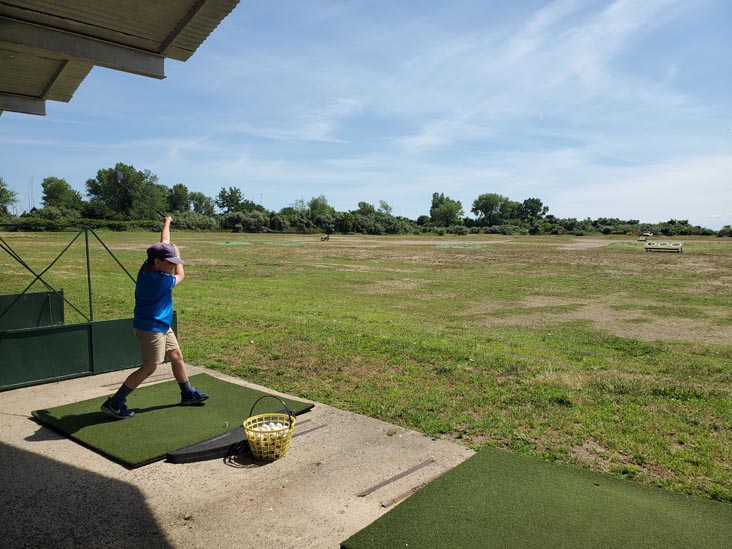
[
  {"left": 181, "top": 388, "right": 209, "bottom": 406},
  {"left": 101, "top": 398, "right": 134, "bottom": 419}
]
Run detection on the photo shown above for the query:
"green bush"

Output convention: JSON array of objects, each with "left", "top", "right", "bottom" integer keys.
[
  {"left": 448, "top": 225, "right": 469, "bottom": 235},
  {"left": 171, "top": 211, "right": 220, "bottom": 231}
]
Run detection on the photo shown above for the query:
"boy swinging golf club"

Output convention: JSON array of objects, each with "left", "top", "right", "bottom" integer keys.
[{"left": 102, "top": 216, "right": 208, "bottom": 418}]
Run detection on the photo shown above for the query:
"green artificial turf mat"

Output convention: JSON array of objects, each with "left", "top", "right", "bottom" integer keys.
[
  {"left": 31, "top": 373, "right": 313, "bottom": 468},
  {"left": 341, "top": 446, "right": 732, "bottom": 548}
]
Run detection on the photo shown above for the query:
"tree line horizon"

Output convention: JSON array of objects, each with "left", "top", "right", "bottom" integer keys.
[{"left": 1, "top": 163, "right": 729, "bottom": 237}]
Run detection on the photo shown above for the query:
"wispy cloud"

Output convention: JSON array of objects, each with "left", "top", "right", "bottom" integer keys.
[
  {"left": 228, "top": 97, "right": 364, "bottom": 143},
  {"left": 389, "top": 0, "right": 696, "bottom": 153}
]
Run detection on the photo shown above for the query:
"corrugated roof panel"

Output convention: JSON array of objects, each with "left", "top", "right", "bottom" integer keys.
[
  {"left": 45, "top": 60, "right": 93, "bottom": 102},
  {"left": 1, "top": 1, "right": 186, "bottom": 40},
  {"left": 2, "top": 1, "right": 238, "bottom": 48},
  {"left": 167, "top": 0, "right": 240, "bottom": 61},
  {"left": 0, "top": 47, "right": 60, "bottom": 96},
  {"left": 159, "top": 1, "right": 241, "bottom": 61},
  {"left": 0, "top": 3, "right": 159, "bottom": 53}
]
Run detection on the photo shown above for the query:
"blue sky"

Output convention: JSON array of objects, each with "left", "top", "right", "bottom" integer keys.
[{"left": 1, "top": 0, "right": 731, "bottom": 228}]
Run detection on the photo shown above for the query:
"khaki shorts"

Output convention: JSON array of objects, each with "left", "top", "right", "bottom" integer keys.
[{"left": 133, "top": 328, "right": 179, "bottom": 365}]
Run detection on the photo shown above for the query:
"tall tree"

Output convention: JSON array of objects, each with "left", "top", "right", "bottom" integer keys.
[
  {"left": 471, "top": 193, "right": 509, "bottom": 226},
  {"left": 86, "top": 163, "right": 165, "bottom": 219},
  {"left": 0, "top": 176, "right": 19, "bottom": 214},
  {"left": 167, "top": 183, "right": 190, "bottom": 213},
  {"left": 308, "top": 194, "right": 336, "bottom": 232},
  {"left": 215, "top": 187, "right": 244, "bottom": 213},
  {"left": 308, "top": 194, "right": 335, "bottom": 219},
  {"left": 290, "top": 198, "right": 308, "bottom": 213},
  {"left": 520, "top": 197, "right": 548, "bottom": 221},
  {"left": 355, "top": 201, "right": 377, "bottom": 215},
  {"left": 41, "top": 177, "right": 83, "bottom": 210},
  {"left": 189, "top": 191, "right": 215, "bottom": 216},
  {"left": 430, "top": 192, "right": 463, "bottom": 226},
  {"left": 378, "top": 200, "right": 393, "bottom": 216},
  {"left": 503, "top": 199, "right": 522, "bottom": 221}
]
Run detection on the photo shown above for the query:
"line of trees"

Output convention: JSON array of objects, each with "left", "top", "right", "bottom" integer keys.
[{"left": 1, "top": 164, "right": 727, "bottom": 237}]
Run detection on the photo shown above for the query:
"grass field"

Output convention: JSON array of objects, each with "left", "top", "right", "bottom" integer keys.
[{"left": 2, "top": 230, "right": 731, "bottom": 502}]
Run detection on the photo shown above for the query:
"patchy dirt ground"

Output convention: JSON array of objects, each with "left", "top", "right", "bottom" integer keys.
[
  {"left": 557, "top": 238, "right": 620, "bottom": 250},
  {"left": 481, "top": 295, "right": 732, "bottom": 344},
  {"left": 303, "top": 235, "right": 730, "bottom": 344}
]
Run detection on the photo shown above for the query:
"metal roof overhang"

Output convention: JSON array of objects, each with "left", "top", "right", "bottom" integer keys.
[{"left": 0, "top": 0, "right": 240, "bottom": 116}]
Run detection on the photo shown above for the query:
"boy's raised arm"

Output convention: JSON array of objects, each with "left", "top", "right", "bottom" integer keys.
[
  {"left": 161, "top": 216, "right": 172, "bottom": 244},
  {"left": 173, "top": 244, "right": 185, "bottom": 285}
]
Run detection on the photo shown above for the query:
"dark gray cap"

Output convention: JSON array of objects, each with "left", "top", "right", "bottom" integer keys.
[{"left": 146, "top": 242, "right": 185, "bottom": 264}]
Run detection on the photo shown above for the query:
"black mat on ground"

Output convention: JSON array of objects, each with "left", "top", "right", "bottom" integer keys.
[{"left": 167, "top": 425, "right": 248, "bottom": 463}]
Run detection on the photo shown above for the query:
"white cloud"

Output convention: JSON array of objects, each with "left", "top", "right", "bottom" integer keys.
[
  {"left": 532, "top": 153, "right": 732, "bottom": 227},
  {"left": 377, "top": 0, "right": 697, "bottom": 154}
]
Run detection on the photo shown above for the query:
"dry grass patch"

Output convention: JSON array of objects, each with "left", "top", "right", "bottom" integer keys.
[{"left": 473, "top": 294, "right": 730, "bottom": 344}]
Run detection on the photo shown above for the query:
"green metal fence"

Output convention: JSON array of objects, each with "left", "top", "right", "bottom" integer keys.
[
  {"left": 0, "top": 290, "right": 65, "bottom": 331},
  {"left": 0, "top": 227, "right": 178, "bottom": 391},
  {"left": 0, "top": 312, "right": 177, "bottom": 391}
]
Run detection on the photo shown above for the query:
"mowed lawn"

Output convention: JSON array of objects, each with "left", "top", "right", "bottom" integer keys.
[{"left": 2, "top": 230, "right": 731, "bottom": 503}]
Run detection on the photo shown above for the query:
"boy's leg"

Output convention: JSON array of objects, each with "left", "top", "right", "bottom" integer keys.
[
  {"left": 165, "top": 329, "right": 188, "bottom": 386},
  {"left": 164, "top": 329, "right": 208, "bottom": 405},
  {"left": 167, "top": 347, "right": 188, "bottom": 383},
  {"left": 101, "top": 330, "right": 164, "bottom": 419},
  {"left": 125, "top": 329, "right": 166, "bottom": 389},
  {"left": 123, "top": 362, "right": 159, "bottom": 390},
  {"left": 101, "top": 362, "right": 157, "bottom": 419}
]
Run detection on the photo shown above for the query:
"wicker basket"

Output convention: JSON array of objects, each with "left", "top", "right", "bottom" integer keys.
[{"left": 243, "top": 395, "right": 296, "bottom": 461}]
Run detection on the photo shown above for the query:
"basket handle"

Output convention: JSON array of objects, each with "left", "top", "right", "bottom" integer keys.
[{"left": 248, "top": 395, "right": 295, "bottom": 424}]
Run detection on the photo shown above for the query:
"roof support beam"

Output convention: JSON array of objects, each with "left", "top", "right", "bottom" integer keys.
[
  {"left": 40, "top": 59, "right": 70, "bottom": 100},
  {"left": 0, "top": 93, "right": 46, "bottom": 116},
  {"left": 0, "top": 16, "right": 165, "bottom": 79},
  {"left": 159, "top": 0, "right": 210, "bottom": 55}
]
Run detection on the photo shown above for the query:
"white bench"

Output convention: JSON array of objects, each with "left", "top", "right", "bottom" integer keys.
[{"left": 644, "top": 240, "right": 683, "bottom": 253}]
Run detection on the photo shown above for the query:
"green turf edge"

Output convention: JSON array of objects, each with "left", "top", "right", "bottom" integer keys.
[
  {"left": 341, "top": 446, "right": 732, "bottom": 549},
  {"left": 31, "top": 373, "right": 313, "bottom": 468}
]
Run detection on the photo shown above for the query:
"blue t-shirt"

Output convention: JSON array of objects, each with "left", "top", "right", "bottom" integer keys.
[{"left": 133, "top": 261, "right": 176, "bottom": 332}]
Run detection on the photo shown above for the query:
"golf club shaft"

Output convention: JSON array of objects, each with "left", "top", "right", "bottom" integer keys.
[{"left": 116, "top": 171, "right": 168, "bottom": 220}]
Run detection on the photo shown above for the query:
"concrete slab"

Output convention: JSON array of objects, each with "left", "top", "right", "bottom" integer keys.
[{"left": 0, "top": 366, "right": 474, "bottom": 548}]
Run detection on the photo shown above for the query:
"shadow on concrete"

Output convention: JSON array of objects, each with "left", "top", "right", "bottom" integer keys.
[
  {"left": 0, "top": 442, "right": 171, "bottom": 548},
  {"left": 24, "top": 420, "right": 65, "bottom": 442}
]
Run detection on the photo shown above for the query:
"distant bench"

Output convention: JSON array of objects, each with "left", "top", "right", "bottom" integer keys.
[
  {"left": 644, "top": 240, "right": 683, "bottom": 253},
  {"left": 320, "top": 234, "right": 330, "bottom": 241}
]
